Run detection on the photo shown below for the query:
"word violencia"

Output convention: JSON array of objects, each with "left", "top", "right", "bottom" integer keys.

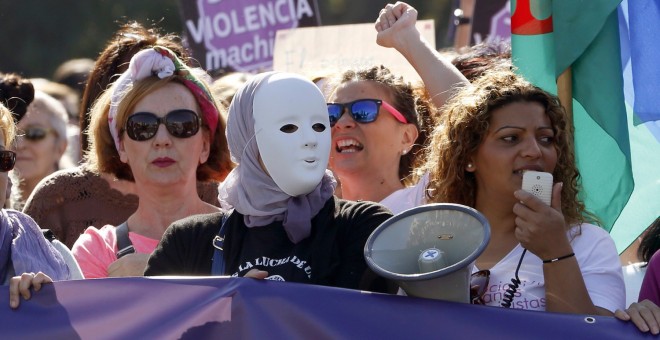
[{"left": 186, "top": 0, "right": 316, "bottom": 71}]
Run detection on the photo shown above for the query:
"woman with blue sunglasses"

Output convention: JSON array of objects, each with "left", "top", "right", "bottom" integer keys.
[
  {"left": 70, "top": 46, "right": 233, "bottom": 279},
  {"left": 327, "top": 2, "right": 468, "bottom": 214}
]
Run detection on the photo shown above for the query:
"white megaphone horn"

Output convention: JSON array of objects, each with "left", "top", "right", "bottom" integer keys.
[{"left": 364, "top": 203, "right": 490, "bottom": 303}]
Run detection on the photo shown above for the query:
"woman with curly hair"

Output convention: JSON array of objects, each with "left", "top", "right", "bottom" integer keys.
[{"left": 421, "top": 68, "right": 624, "bottom": 315}]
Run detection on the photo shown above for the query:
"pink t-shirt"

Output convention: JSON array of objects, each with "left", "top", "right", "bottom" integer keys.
[
  {"left": 72, "top": 225, "right": 160, "bottom": 279},
  {"left": 639, "top": 250, "right": 660, "bottom": 305}
]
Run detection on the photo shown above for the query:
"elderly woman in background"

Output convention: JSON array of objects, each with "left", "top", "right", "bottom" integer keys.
[
  {"left": 12, "top": 91, "right": 68, "bottom": 209},
  {"left": 30, "top": 77, "right": 84, "bottom": 167},
  {"left": 72, "top": 46, "right": 232, "bottom": 278}
]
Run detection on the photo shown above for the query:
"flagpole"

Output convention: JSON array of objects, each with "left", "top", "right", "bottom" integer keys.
[{"left": 557, "top": 67, "right": 573, "bottom": 124}]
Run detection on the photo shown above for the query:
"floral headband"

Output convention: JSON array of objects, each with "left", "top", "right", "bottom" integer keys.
[{"left": 108, "top": 46, "right": 219, "bottom": 151}]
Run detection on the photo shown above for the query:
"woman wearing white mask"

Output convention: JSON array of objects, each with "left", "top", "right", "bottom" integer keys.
[{"left": 145, "top": 72, "right": 393, "bottom": 292}]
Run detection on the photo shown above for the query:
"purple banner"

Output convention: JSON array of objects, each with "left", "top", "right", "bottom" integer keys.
[
  {"left": 0, "top": 277, "right": 649, "bottom": 339},
  {"left": 179, "top": 0, "right": 321, "bottom": 75}
]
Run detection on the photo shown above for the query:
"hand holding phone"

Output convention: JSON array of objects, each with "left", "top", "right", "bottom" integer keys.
[{"left": 522, "top": 171, "right": 553, "bottom": 206}]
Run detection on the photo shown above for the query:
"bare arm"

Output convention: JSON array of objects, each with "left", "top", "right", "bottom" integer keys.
[
  {"left": 375, "top": 2, "right": 469, "bottom": 108},
  {"left": 514, "top": 184, "right": 611, "bottom": 315},
  {"left": 541, "top": 255, "right": 608, "bottom": 315}
]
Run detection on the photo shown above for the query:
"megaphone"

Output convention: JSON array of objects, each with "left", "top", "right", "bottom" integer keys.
[{"left": 364, "top": 203, "right": 490, "bottom": 303}]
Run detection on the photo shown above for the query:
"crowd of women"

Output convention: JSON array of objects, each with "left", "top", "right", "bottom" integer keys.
[{"left": 1, "top": 1, "right": 659, "bottom": 335}]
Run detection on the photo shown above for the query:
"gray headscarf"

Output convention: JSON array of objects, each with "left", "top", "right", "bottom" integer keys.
[{"left": 217, "top": 72, "right": 336, "bottom": 244}]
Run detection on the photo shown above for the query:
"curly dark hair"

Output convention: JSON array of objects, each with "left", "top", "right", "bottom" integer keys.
[
  {"left": 329, "top": 65, "right": 435, "bottom": 185},
  {"left": 452, "top": 41, "right": 512, "bottom": 82},
  {"left": 79, "top": 21, "right": 190, "bottom": 153},
  {"left": 0, "top": 73, "right": 34, "bottom": 122},
  {"left": 638, "top": 217, "right": 660, "bottom": 266},
  {"left": 423, "top": 69, "right": 596, "bottom": 227}
]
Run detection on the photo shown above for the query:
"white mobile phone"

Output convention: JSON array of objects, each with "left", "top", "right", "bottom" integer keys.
[{"left": 522, "top": 171, "right": 553, "bottom": 205}]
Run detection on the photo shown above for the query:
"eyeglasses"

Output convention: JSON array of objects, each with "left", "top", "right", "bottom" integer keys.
[
  {"left": 327, "top": 99, "right": 408, "bottom": 127},
  {"left": 470, "top": 269, "right": 490, "bottom": 305},
  {"left": 19, "top": 127, "right": 55, "bottom": 142},
  {"left": 0, "top": 150, "right": 16, "bottom": 172},
  {"left": 124, "top": 109, "right": 201, "bottom": 141}
]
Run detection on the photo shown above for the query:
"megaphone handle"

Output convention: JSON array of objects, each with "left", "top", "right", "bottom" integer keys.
[{"left": 501, "top": 248, "right": 527, "bottom": 308}]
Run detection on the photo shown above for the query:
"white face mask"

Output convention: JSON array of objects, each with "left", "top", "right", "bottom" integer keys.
[{"left": 253, "top": 74, "right": 331, "bottom": 196}]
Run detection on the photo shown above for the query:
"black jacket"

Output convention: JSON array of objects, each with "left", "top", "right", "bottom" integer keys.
[{"left": 145, "top": 197, "right": 394, "bottom": 293}]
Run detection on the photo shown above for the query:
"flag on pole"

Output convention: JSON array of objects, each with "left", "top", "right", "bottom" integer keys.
[{"left": 510, "top": 0, "right": 634, "bottom": 236}]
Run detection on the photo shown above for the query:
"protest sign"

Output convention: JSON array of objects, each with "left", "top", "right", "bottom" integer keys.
[
  {"left": 179, "top": 0, "right": 321, "bottom": 74},
  {"left": 272, "top": 20, "right": 435, "bottom": 83}
]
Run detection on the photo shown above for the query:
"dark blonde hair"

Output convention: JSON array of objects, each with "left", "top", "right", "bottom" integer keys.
[
  {"left": 0, "top": 103, "right": 16, "bottom": 146},
  {"left": 329, "top": 65, "right": 435, "bottom": 185},
  {"left": 423, "top": 69, "right": 595, "bottom": 227},
  {"left": 87, "top": 76, "right": 232, "bottom": 182}
]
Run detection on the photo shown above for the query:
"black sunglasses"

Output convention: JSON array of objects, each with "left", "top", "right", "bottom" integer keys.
[
  {"left": 470, "top": 269, "right": 490, "bottom": 305},
  {"left": 0, "top": 150, "right": 16, "bottom": 172},
  {"left": 327, "top": 99, "right": 408, "bottom": 127},
  {"left": 124, "top": 109, "right": 202, "bottom": 141},
  {"left": 20, "top": 127, "right": 54, "bottom": 142}
]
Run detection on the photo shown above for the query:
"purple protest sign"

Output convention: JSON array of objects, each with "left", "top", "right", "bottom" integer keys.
[
  {"left": 488, "top": 1, "right": 511, "bottom": 43},
  {"left": 180, "top": 0, "right": 321, "bottom": 75},
  {"left": 470, "top": 0, "right": 511, "bottom": 45}
]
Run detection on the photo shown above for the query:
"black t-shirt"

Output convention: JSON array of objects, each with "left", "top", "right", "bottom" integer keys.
[
  {"left": 230, "top": 217, "right": 314, "bottom": 283},
  {"left": 145, "top": 197, "right": 394, "bottom": 292}
]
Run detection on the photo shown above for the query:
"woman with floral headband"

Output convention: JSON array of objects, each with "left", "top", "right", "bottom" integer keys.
[
  {"left": 71, "top": 46, "right": 232, "bottom": 278},
  {"left": 22, "top": 23, "right": 222, "bottom": 249}
]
